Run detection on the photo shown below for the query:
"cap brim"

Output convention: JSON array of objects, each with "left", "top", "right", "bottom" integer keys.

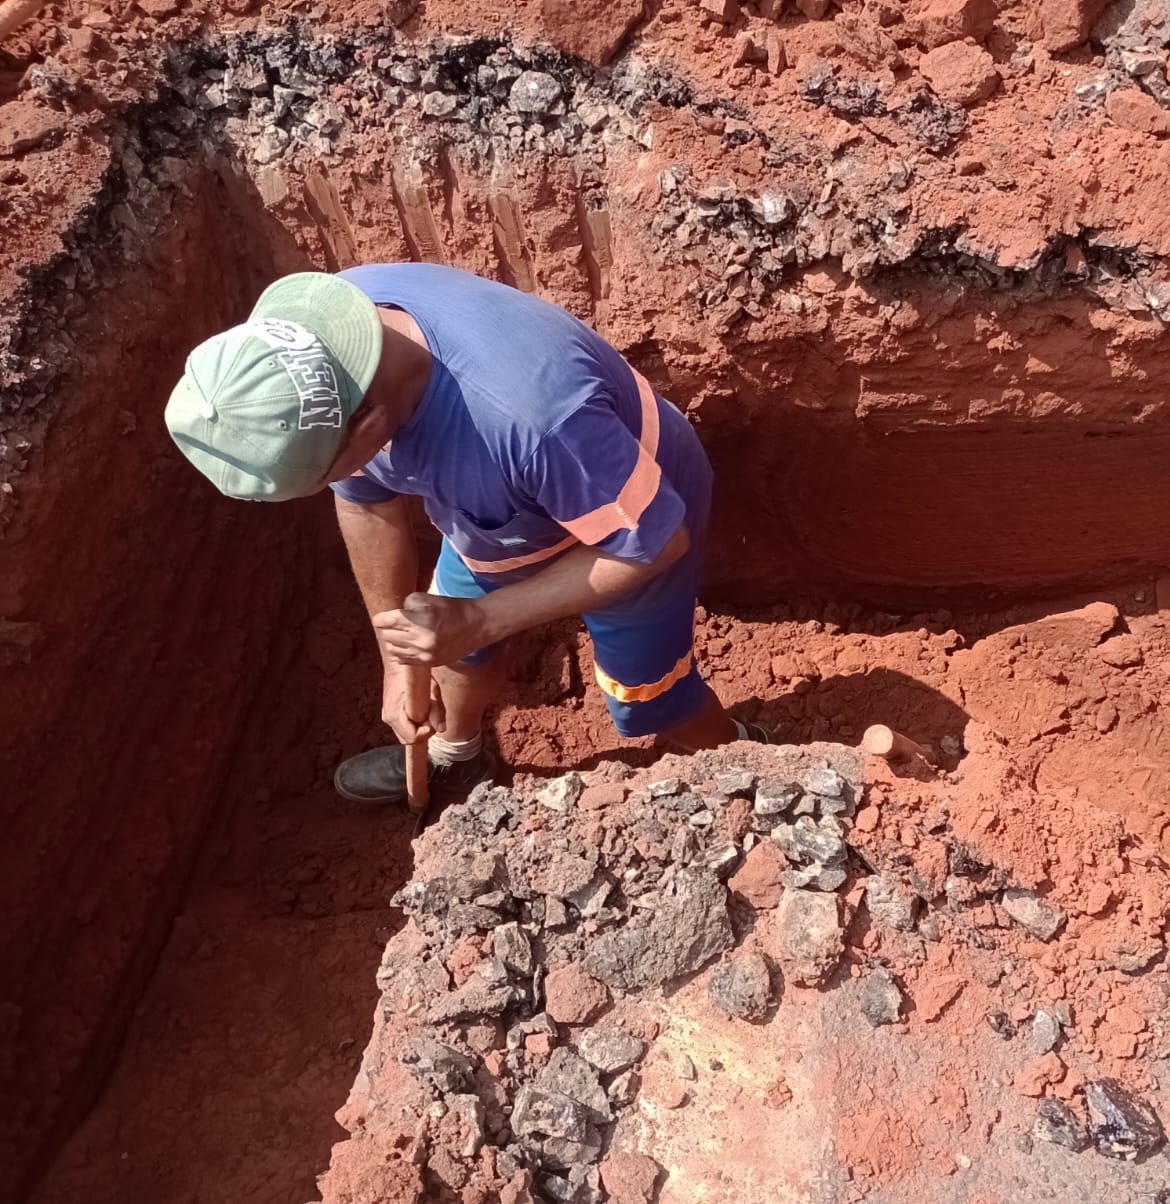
[{"left": 249, "top": 272, "right": 383, "bottom": 400}]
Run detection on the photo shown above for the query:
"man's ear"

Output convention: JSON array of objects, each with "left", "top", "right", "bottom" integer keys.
[{"left": 338, "top": 396, "right": 385, "bottom": 448}]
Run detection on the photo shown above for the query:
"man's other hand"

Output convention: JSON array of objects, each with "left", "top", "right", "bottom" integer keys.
[
  {"left": 382, "top": 665, "right": 446, "bottom": 744},
  {"left": 373, "top": 592, "right": 487, "bottom": 668}
]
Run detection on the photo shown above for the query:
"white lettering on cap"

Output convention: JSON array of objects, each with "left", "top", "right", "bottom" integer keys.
[{"left": 243, "top": 318, "right": 344, "bottom": 430}]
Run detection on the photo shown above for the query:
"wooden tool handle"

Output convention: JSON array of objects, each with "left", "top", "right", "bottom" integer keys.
[
  {"left": 0, "top": 0, "right": 45, "bottom": 39},
  {"left": 861, "top": 723, "right": 929, "bottom": 763},
  {"left": 404, "top": 665, "right": 431, "bottom": 814}
]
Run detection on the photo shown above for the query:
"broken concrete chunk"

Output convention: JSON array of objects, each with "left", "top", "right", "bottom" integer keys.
[
  {"left": 715, "top": 770, "right": 756, "bottom": 796},
  {"left": 1085, "top": 1079, "right": 1165, "bottom": 1160},
  {"left": 544, "top": 896, "right": 569, "bottom": 928},
  {"left": 511, "top": 1085, "right": 602, "bottom": 1168},
  {"left": 446, "top": 1093, "right": 486, "bottom": 1159},
  {"left": 703, "top": 844, "right": 743, "bottom": 880},
  {"left": 781, "top": 864, "right": 848, "bottom": 892},
  {"left": 708, "top": 951, "right": 773, "bottom": 1020},
  {"left": 492, "top": 923, "right": 534, "bottom": 978},
  {"left": 566, "top": 875, "right": 613, "bottom": 917},
  {"left": 1032, "top": 1008, "right": 1062, "bottom": 1054},
  {"left": 537, "top": 1048, "right": 613, "bottom": 1122},
  {"left": 527, "top": 850, "right": 598, "bottom": 899},
  {"left": 577, "top": 1027, "right": 646, "bottom": 1075},
  {"left": 540, "top": 1166, "right": 603, "bottom": 1204},
  {"left": 427, "top": 976, "right": 515, "bottom": 1024},
  {"left": 608, "top": 1070, "right": 640, "bottom": 1106},
  {"left": 507, "top": 1011, "right": 556, "bottom": 1052},
  {"left": 477, "top": 955, "right": 512, "bottom": 986},
  {"left": 772, "top": 815, "right": 847, "bottom": 866},
  {"left": 860, "top": 967, "right": 904, "bottom": 1026},
  {"left": 800, "top": 764, "right": 846, "bottom": 799},
  {"left": 754, "top": 779, "right": 802, "bottom": 817},
  {"left": 647, "top": 777, "right": 685, "bottom": 798},
  {"left": 1002, "top": 888, "right": 1067, "bottom": 941},
  {"left": 447, "top": 902, "right": 508, "bottom": 932},
  {"left": 1034, "top": 1098, "right": 1090, "bottom": 1152},
  {"left": 452, "top": 784, "right": 515, "bottom": 835},
  {"left": 538, "top": 773, "right": 585, "bottom": 812},
  {"left": 584, "top": 867, "right": 733, "bottom": 991},
  {"left": 768, "top": 889, "right": 843, "bottom": 985},
  {"left": 1107, "top": 934, "right": 1165, "bottom": 975},
  {"left": 864, "top": 872, "right": 920, "bottom": 931},
  {"left": 400, "top": 1033, "right": 475, "bottom": 1092},
  {"left": 421, "top": 91, "right": 458, "bottom": 118},
  {"left": 509, "top": 70, "right": 563, "bottom": 115}
]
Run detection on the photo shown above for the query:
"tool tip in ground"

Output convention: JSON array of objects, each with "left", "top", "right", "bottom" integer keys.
[{"left": 861, "top": 723, "right": 933, "bottom": 764}]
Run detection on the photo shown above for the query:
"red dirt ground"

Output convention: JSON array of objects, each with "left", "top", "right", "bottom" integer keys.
[
  {"left": 28, "top": 568, "right": 1170, "bottom": 1204},
  {"left": 4, "top": 0, "right": 1170, "bottom": 1199}
]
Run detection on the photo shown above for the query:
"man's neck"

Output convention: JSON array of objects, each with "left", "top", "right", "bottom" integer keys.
[{"left": 372, "top": 306, "right": 433, "bottom": 435}]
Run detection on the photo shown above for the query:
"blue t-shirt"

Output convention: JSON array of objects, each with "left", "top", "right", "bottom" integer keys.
[{"left": 329, "top": 264, "right": 710, "bottom": 579}]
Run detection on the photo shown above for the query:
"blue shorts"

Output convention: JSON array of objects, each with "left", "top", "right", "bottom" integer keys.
[{"left": 433, "top": 538, "right": 708, "bottom": 738}]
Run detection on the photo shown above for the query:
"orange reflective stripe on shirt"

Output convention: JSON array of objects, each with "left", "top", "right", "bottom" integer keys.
[
  {"left": 559, "top": 369, "right": 662, "bottom": 544},
  {"left": 594, "top": 647, "right": 694, "bottom": 704},
  {"left": 456, "top": 364, "right": 663, "bottom": 575},
  {"left": 459, "top": 533, "right": 577, "bottom": 574}
]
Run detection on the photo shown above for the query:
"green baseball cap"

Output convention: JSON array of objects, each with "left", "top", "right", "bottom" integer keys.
[{"left": 165, "top": 272, "right": 383, "bottom": 501}]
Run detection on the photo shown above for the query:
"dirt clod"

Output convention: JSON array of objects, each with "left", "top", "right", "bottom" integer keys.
[{"left": 544, "top": 965, "right": 610, "bottom": 1026}]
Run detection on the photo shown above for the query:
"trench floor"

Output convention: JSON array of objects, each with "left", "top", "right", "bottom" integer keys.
[{"left": 29, "top": 575, "right": 1169, "bottom": 1204}]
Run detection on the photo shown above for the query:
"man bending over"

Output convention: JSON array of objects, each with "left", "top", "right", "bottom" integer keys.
[{"left": 165, "top": 264, "right": 768, "bottom": 804}]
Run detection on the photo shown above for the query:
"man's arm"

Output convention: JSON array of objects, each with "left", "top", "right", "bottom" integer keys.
[
  {"left": 374, "top": 522, "right": 690, "bottom": 666},
  {"left": 477, "top": 522, "right": 690, "bottom": 643},
  {"left": 335, "top": 493, "right": 418, "bottom": 636},
  {"left": 335, "top": 494, "right": 444, "bottom": 738}
]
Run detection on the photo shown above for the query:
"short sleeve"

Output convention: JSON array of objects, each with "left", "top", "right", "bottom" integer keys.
[
  {"left": 523, "top": 398, "right": 687, "bottom": 564},
  {"left": 329, "top": 468, "right": 399, "bottom": 506}
]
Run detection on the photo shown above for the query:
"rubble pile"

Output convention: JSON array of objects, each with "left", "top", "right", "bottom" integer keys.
[
  {"left": 337, "top": 742, "right": 859, "bottom": 1202},
  {"left": 319, "top": 736, "right": 1169, "bottom": 1203}
]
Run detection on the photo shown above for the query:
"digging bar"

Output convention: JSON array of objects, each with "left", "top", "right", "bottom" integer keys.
[{"left": 405, "top": 664, "right": 431, "bottom": 831}]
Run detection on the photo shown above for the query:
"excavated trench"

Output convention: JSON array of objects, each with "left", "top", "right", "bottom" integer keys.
[{"left": 4, "top": 14, "right": 1170, "bottom": 1204}]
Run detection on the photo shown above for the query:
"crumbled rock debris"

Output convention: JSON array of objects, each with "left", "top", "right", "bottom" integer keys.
[
  {"left": 9, "top": 9, "right": 1170, "bottom": 481},
  {"left": 583, "top": 867, "right": 734, "bottom": 991},
  {"left": 1085, "top": 1079, "right": 1166, "bottom": 1160},
  {"left": 342, "top": 738, "right": 1169, "bottom": 1197},
  {"left": 368, "top": 743, "right": 862, "bottom": 1196},
  {"left": 863, "top": 871, "right": 920, "bottom": 932}
]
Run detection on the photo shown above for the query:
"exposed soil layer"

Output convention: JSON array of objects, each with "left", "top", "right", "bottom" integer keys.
[{"left": 3, "top": 0, "right": 1170, "bottom": 1201}]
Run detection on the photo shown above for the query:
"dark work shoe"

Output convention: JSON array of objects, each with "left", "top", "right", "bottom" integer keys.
[
  {"left": 334, "top": 744, "right": 497, "bottom": 805},
  {"left": 742, "top": 722, "right": 773, "bottom": 745}
]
